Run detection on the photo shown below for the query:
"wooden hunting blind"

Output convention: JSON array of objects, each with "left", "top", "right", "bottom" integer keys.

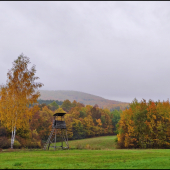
[{"left": 43, "top": 112, "right": 69, "bottom": 150}]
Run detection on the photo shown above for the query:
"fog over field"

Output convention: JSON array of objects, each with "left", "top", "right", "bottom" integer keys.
[{"left": 1, "top": 1, "right": 170, "bottom": 102}]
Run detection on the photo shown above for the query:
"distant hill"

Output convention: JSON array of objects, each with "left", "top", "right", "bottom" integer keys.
[{"left": 39, "top": 90, "right": 129, "bottom": 109}]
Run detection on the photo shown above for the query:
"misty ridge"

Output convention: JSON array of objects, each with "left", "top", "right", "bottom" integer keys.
[{"left": 38, "top": 90, "right": 129, "bottom": 110}]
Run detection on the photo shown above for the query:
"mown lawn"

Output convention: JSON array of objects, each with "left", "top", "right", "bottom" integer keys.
[
  {"left": 0, "top": 149, "right": 170, "bottom": 169},
  {"left": 0, "top": 136, "right": 170, "bottom": 169}
]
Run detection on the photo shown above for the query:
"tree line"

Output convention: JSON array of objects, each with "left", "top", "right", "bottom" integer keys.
[
  {"left": 31, "top": 100, "right": 122, "bottom": 142},
  {"left": 38, "top": 99, "right": 63, "bottom": 106},
  {"left": 0, "top": 99, "right": 122, "bottom": 149}
]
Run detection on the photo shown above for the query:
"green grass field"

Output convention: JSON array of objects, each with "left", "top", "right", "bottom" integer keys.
[
  {"left": 51, "top": 135, "right": 117, "bottom": 150},
  {"left": 0, "top": 136, "right": 170, "bottom": 169}
]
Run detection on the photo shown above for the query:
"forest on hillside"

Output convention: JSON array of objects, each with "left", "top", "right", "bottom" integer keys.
[
  {"left": 37, "top": 99, "right": 63, "bottom": 106},
  {"left": 37, "top": 99, "right": 129, "bottom": 111}
]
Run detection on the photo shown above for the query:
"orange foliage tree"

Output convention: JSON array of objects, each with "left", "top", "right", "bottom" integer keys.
[{"left": 117, "top": 99, "right": 170, "bottom": 148}]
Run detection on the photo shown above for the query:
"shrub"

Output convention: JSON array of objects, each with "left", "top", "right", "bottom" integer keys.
[
  {"left": 0, "top": 127, "right": 7, "bottom": 137},
  {"left": 13, "top": 140, "right": 21, "bottom": 149},
  {"left": 16, "top": 135, "right": 42, "bottom": 149},
  {"left": 114, "top": 137, "right": 118, "bottom": 143},
  {"left": 16, "top": 136, "right": 27, "bottom": 147},
  {"left": 0, "top": 137, "right": 10, "bottom": 149}
]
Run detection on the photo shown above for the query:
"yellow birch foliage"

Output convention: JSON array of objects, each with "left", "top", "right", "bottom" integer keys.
[{"left": 0, "top": 54, "right": 43, "bottom": 133}]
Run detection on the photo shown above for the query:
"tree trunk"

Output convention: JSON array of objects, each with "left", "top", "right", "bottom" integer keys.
[{"left": 11, "top": 126, "right": 16, "bottom": 149}]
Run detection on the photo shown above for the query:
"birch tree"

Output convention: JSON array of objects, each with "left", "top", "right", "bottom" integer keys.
[{"left": 0, "top": 54, "right": 43, "bottom": 148}]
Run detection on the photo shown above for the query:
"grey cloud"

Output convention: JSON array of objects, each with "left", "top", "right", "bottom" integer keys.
[{"left": 1, "top": 2, "right": 170, "bottom": 103}]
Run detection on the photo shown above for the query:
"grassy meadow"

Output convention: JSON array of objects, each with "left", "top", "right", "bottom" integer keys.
[
  {"left": 0, "top": 136, "right": 170, "bottom": 169},
  {"left": 51, "top": 135, "right": 117, "bottom": 150}
]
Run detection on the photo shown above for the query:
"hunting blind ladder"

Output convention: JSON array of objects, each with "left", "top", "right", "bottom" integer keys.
[{"left": 43, "top": 112, "right": 69, "bottom": 150}]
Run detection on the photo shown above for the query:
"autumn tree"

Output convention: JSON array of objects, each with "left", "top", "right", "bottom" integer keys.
[
  {"left": 0, "top": 54, "right": 43, "bottom": 148},
  {"left": 117, "top": 99, "right": 170, "bottom": 149},
  {"left": 61, "top": 99, "right": 72, "bottom": 112},
  {"left": 48, "top": 101, "right": 59, "bottom": 111},
  {"left": 30, "top": 106, "right": 53, "bottom": 141},
  {"left": 72, "top": 119, "right": 85, "bottom": 139},
  {"left": 110, "top": 109, "right": 122, "bottom": 133},
  {"left": 91, "top": 105, "right": 101, "bottom": 125}
]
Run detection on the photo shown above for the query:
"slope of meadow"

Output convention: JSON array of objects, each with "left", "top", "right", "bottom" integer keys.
[{"left": 51, "top": 135, "right": 117, "bottom": 150}]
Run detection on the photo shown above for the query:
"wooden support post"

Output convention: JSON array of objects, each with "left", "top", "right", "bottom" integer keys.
[
  {"left": 54, "top": 129, "right": 56, "bottom": 150},
  {"left": 62, "top": 130, "right": 63, "bottom": 149}
]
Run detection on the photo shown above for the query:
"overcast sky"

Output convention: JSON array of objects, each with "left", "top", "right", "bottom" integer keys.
[{"left": 1, "top": 1, "right": 170, "bottom": 103}]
